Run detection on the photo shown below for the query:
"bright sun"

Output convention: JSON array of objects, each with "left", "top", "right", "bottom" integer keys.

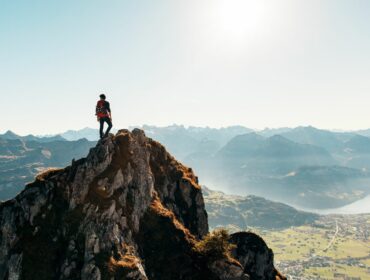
[{"left": 206, "top": 0, "right": 269, "bottom": 49}]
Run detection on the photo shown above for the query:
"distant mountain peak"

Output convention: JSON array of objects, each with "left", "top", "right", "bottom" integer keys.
[
  {"left": 2, "top": 130, "right": 19, "bottom": 138},
  {"left": 268, "top": 134, "right": 291, "bottom": 142},
  {"left": 234, "top": 132, "right": 264, "bottom": 140}
]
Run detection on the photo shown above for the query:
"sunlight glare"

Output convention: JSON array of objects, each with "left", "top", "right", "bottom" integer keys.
[{"left": 208, "top": 0, "right": 269, "bottom": 49}]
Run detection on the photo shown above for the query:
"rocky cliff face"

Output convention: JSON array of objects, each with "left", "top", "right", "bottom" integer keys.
[{"left": 0, "top": 129, "right": 284, "bottom": 280}]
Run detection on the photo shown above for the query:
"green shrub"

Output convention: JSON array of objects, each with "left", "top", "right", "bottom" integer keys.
[{"left": 194, "top": 229, "right": 236, "bottom": 261}]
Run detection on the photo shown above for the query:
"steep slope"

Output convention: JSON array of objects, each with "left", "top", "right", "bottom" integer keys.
[
  {"left": 345, "top": 135, "right": 370, "bottom": 154},
  {"left": 0, "top": 129, "right": 284, "bottom": 280},
  {"left": 330, "top": 134, "right": 370, "bottom": 171}
]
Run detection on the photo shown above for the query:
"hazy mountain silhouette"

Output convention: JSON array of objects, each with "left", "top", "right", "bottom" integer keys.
[
  {"left": 140, "top": 125, "right": 253, "bottom": 160},
  {"left": 218, "top": 133, "right": 333, "bottom": 160},
  {"left": 339, "top": 135, "right": 370, "bottom": 171},
  {"left": 0, "top": 137, "right": 95, "bottom": 200},
  {"left": 2, "top": 125, "right": 370, "bottom": 209},
  {"left": 344, "top": 135, "right": 370, "bottom": 154},
  {"left": 57, "top": 125, "right": 252, "bottom": 159},
  {"left": 0, "top": 130, "right": 66, "bottom": 143},
  {"left": 60, "top": 127, "right": 111, "bottom": 141},
  {"left": 212, "top": 133, "right": 336, "bottom": 178},
  {"left": 257, "top": 127, "right": 293, "bottom": 137},
  {"left": 278, "top": 126, "right": 344, "bottom": 152},
  {"left": 184, "top": 132, "right": 370, "bottom": 208},
  {"left": 355, "top": 128, "right": 370, "bottom": 137},
  {"left": 276, "top": 166, "right": 370, "bottom": 207}
]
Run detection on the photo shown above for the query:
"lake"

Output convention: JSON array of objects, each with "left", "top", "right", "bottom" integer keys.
[{"left": 293, "top": 195, "right": 370, "bottom": 215}]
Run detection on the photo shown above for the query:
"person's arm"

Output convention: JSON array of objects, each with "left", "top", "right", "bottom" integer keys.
[
  {"left": 96, "top": 102, "right": 100, "bottom": 121},
  {"left": 106, "top": 101, "right": 112, "bottom": 120}
]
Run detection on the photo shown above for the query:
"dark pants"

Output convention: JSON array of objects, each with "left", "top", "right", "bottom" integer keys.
[{"left": 99, "top": 117, "right": 113, "bottom": 139}]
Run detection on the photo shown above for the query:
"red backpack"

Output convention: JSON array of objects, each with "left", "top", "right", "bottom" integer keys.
[{"left": 96, "top": 100, "right": 108, "bottom": 117}]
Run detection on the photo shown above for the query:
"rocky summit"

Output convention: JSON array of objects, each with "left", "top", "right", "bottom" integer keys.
[{"left": 0, "top": 129, "right": 285, "bottom": 280}]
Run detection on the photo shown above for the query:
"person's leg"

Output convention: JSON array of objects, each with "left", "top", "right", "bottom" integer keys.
[
  {"left": 104, "top": 118, "right": 113, "bottom": 137},
  {"left": 99, "top": 118, "right": 105, "bottom": 139}
]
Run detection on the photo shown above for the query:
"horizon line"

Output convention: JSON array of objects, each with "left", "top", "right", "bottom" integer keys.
[{"left": 1, "top": 124, "right": 369, "bottom": 137}]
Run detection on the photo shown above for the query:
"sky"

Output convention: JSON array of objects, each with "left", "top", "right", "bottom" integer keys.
[{"left": 1, "top": 0, "right": 370, "bottom": 135}]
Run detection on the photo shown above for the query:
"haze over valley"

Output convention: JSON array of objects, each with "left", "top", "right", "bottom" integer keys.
[{"left": 2, "top": 125, "right": 370, "bottom": 212}]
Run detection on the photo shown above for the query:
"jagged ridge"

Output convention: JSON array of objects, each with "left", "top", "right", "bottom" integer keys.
[{"left": 0, "top": 129, "right": 284, "bottom": 280}]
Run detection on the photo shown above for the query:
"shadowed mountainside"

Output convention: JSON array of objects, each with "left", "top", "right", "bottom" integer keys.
[
  {"left": 203, "top": 187, "right": 319, "bottom": 230},
  {"left": 0, "top": 137, "right": 95, "bottom": 200}
]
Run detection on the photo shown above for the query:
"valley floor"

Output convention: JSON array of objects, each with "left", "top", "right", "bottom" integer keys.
[{"left": 252, "top": 214, "right": 370, "bottom": 280}]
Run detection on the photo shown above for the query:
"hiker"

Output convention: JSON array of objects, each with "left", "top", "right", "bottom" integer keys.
[{"left": 96, "top": 94, "right": 113, "bottom": 139}]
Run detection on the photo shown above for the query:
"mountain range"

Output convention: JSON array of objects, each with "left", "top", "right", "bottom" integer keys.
[
  {"left": 0, "top": 130, "right": 66, "bottom": 143},
  {"left": 1, "top": 125, "right": 370, "bottom": 209}
]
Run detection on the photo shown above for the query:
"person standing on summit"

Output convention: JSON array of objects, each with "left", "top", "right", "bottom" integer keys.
[{"left": 95, "top": 94, "right": 113, "bottom": 139}]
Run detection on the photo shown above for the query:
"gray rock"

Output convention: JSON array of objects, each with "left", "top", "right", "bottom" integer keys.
[{"left": 0, "top": 129, "right": 283, "bottom": 280}]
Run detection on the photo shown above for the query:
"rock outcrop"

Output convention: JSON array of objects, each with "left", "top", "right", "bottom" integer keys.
[
  {"left": 230, "top": 232, "right": 286, "bottom": 280},
  {"left": 0, "top": 129, "right": 284, "bottom": 280}
]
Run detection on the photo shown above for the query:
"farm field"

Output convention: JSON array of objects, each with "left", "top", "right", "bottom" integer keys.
[{"left": 252, "top": 214, "right": 370, "bottom": 279}]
